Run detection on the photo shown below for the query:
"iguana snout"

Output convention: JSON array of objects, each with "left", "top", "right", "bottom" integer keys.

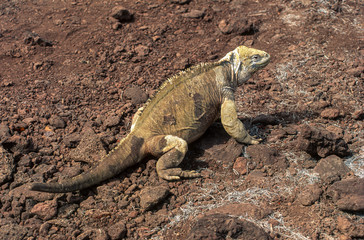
[{"left": 250, "top": 52, "right": 270, "bottom": 69}]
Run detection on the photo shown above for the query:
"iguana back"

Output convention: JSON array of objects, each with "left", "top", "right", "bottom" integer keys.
[{"left": 132, "top": 62, "right": 226, "bottom": 142}]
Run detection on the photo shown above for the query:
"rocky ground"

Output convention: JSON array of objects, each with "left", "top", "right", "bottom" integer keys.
[{"left": 0, "top": 0, "right": 363, "bottom": 239}]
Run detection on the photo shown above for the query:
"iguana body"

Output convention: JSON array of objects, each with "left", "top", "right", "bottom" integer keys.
[{"left": 31, "top": 46, "right": 270, "bottom": 193}]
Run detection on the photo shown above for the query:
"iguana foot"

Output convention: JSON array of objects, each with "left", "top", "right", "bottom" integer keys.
[
  {"left": 180, "top": 170, "right": 201, "bottom": 178},
  {"left": 158, "top": 168, "right": 182, "bottom": 180},
  {"left": 238, "top": 135, "right": 262, "bottom": 145},
  {"left": 158, "top": 168, "right": 201, "bottom": 181},
  {"left": 248, "top": 137, "right": 262, "bottom": 145}
]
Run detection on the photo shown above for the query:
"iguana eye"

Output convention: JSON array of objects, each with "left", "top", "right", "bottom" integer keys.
[{"left": 251, "top": 54, "right": 261, "bottom": 62}]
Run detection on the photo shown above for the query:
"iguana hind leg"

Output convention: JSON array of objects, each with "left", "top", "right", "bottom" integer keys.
[{"left": 145, "top": 135, "right": 200, "bottom": 180}]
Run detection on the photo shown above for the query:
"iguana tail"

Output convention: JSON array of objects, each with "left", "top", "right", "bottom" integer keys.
[{"left": 30, "top": 134, "right": 144, "bottom": 193}]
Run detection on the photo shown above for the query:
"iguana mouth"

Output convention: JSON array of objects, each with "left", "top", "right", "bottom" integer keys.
[{"left": 260, "top": 60, "right": 270, "bottom": 67}]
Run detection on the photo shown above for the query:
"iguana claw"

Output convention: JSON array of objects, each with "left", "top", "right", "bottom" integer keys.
[{"left": 250, "top": 138, "right": 262, "bottom": 145}]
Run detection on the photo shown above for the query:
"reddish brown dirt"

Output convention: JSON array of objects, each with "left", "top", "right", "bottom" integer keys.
[{"left": 0, "top": 0, "right": 363, "bottom": 239}]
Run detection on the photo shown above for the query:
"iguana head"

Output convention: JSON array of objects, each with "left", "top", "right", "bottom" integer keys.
[{"left": 219, "top": 45, "right": 270, "bottom": 86}]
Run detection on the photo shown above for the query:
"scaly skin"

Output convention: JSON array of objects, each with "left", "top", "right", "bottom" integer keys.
[{"left": 30, "top": 46, "right": 270, "bottom": 192}]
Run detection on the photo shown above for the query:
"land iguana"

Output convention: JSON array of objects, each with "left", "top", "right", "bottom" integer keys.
[{"left": 31, "top": 45, "right": 270, "bottom": 193}]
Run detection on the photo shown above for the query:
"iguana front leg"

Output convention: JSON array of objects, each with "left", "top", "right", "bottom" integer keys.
[
  {"left": 145, "top": 135, "right": 200, "bottom": 180},
  {"left": 221, "top": 97, "right": 261, "bottom": 145}
]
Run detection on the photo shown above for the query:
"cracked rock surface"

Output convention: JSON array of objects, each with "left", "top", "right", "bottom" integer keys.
[{"left": 0, "top": 0, "right": 363, "bottom": 239}]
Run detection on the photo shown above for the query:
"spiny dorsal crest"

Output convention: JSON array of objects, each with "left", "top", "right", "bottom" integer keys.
[
  {"left": 160, "top": 62, "right": 221, "bottom": 90},
  {"left": 140, "top": 61, "right": 221, "bottom": 111},
  {"left": 136, "top": 46, "right": 257, "bottom": 116}
]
